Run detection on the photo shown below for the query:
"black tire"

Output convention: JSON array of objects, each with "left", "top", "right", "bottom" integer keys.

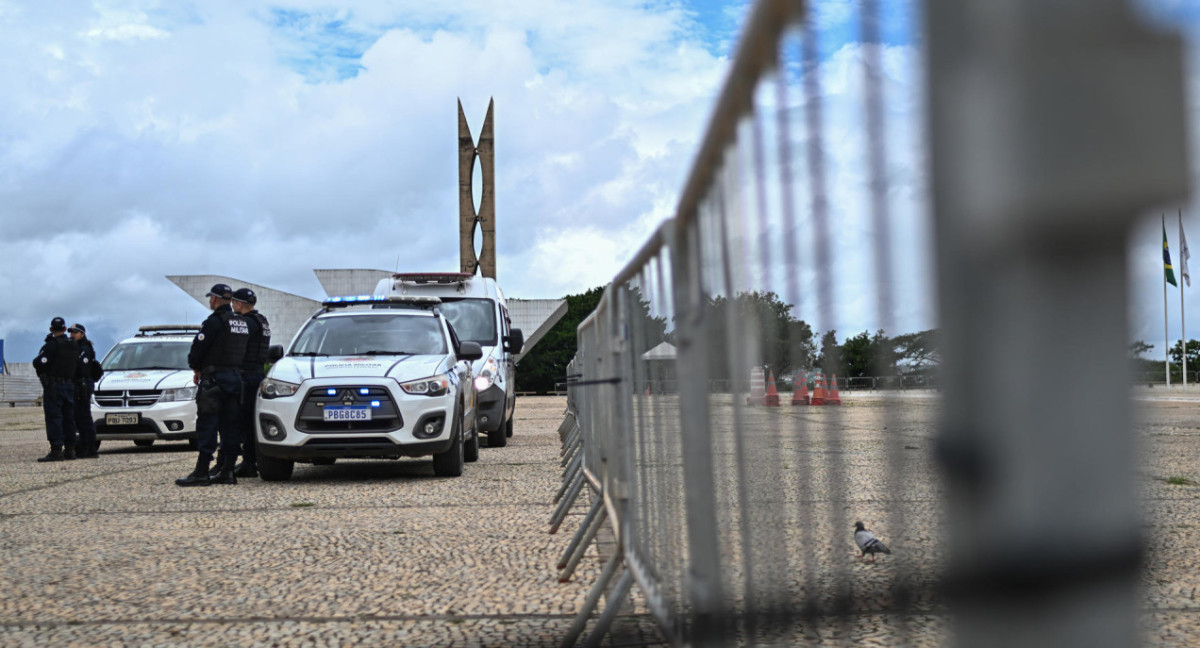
[
  {"left": 433, "top": 420, "right": 464, "bottom": 477},
  {"left": 464, "top": 428, "right": 479, "bottom": 463},
  {"left": 133, "top": 439, "right": 154, "bottom": 447},
  {"left": 505, "top": 415, "right": 514, "bottom": 438},
  {"left": 312, "top": 458, "right": 336, "bottom": 466},
  {"left": 487, "top": 424, "right": 507, "bottom": 448},
  {"left": 258, "top": 452, "right": 295, "bottom": 481}
]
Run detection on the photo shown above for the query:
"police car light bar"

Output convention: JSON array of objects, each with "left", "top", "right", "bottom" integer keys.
[
  {"left": 322, "top": 295, "right": 442, "bottom": 308},
  {"left": 390, "top": 272, "right": 473, "bottom": 284},
  {"left": 137, "top": 325, "right": 202, "bottom": 335}
]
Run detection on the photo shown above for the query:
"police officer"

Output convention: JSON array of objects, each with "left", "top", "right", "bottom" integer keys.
[
  {"left": 228, "top": 287, "right": 270, "bottom": 478},
  {"left": 176, "top": 284, "right": 249, "bottom": 487},
  {"left": 68, "top": 323, "right": 100, "bottom": 459},
  {"left": 34, "top": 317, "right": 79, "bottom": 462}
]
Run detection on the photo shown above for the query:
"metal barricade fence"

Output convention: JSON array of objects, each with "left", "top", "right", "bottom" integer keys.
[{"left": 553, "top": 0, "right": 1189, "bottom": 646}]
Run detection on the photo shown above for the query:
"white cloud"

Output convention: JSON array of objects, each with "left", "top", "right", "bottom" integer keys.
[{"left": 0, "top": 0, "right": 733, "bottom": 360}]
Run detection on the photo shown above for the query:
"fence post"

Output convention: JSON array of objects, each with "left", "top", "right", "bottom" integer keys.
[
  {"left": 927, "top": 1, "right": 1188, "bottom": 646},
  {"left": 669, "top": 217, "right": 727, "bottom": 645}
]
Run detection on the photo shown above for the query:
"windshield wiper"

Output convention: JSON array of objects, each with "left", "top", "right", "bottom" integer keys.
[
  {"left": 289, "top": 352, "right": 329, "bottom": 357},
  {"left": 362, "top": 350, "right": 416, "bottom": 355}
]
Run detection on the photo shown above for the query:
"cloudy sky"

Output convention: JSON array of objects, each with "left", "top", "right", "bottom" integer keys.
[{"left": 0, "top": 0, "right": 1197, "bottom": 365}]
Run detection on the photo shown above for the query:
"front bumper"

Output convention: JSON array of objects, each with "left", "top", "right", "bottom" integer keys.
[
  {"left": 475, "top": 384, "right": 506, "bottom": 432},
  {"left": 256, "top": 378, "right": 457, "bottom": 459},
  {"left": 92, "top": 400, "right": 198, "bottom": 441}
]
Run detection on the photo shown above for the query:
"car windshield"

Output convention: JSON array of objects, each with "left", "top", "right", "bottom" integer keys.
[
  {"left": 438, "top": 299, "right": 497, "bottom": 346},
  {"left": 291, "top": 313, "right": 448, "bottom": 356},
  {"left": 102, "top": 340, "right": 192, "bottom": 371}
]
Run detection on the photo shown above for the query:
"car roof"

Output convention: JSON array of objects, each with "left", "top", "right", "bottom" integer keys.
[{"left": 315, "top": 308, "right": 438, "bottom": 319}]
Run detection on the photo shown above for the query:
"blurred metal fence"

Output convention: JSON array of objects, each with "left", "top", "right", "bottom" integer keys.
[
  {"left": 0, "top": 376, "right": 42, "bottom": 406},
  {"left": 552, "top": 0, "right": 1190, "bottom": 646}
]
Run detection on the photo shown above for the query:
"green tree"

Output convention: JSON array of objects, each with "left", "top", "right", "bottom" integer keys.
[
  {"left": 891, "top": 329, "right": 940, "bottom": 373},
  {"left": 1169, "top": 339, "right": 1200, "bottom": 369},
  {"left": 1129, "top": 340, "right": 1153, "bottom": 358},
  {"left": 816, "top": 330, "right": 844, "bottom": 377},
  {"left": 515, "top": 285, "right": 606, "bottom": 393},
  {"left": 704, "top": 290, "right": 815, "bottom": 380}
]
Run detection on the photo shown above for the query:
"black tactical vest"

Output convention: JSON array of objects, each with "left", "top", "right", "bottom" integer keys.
[
  {"left": 243, "top": 311, "right": 272, "bottom": 369},
  {"left": 42, "top": 336, "right": 78, "bottom": 378},
  {"left": 203, "top": 310, "right": 251, "bottom": 368}
]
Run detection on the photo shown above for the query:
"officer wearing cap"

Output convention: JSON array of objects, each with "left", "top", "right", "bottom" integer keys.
[
  {"left": 228, "top": 287, "right": 270, "bottom": 478},
  {"left": 33, "top": 317, "right": 79, "bottom": 462},
  {"left": 176, "top": 284, "right": 250, "bottom": 487},
  {"left": 68, "top": 323, "right": 101, "bottom": 459}
]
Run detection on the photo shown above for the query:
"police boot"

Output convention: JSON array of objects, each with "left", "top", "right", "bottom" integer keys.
[
  {"left": 209, "top": 456, "right": 238, "bottom": 485},
  {"left": 63, "top": 445, "right": 77, "bottom": 460},
  {"left": 175, "top": 457, "right": 212, "bottom": 487},
  {"left": 75, "top": 444, "right": 99, "bottom": 459},
  {"left": 36, "top": 446, "right": 64, "bottom": 463},
  {"left": 233, "top": 459, "right": 258, "bottom": 478}
]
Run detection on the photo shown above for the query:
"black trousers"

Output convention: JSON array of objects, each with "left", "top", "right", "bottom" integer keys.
[
  {"left": 42, "top": 379, "right": 77, "bottom": 448},
  {"left": 241, "top": 371, "right": 265, "bottom": 463}
]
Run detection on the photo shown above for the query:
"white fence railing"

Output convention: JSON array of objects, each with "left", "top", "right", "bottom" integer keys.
[{"left": 551, "top": 0, "right": 1190, "bottom": 646}]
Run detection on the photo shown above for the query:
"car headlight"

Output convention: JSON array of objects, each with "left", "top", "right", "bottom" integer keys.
[
  {"left": 474, "top": 358, "right": 499, "bottom": 391},
  {"left": 400, "top": 376, "right": 450, "bottom": 397},
  {"left": 159, "top": 386, "right": 198, "bottom": 402},
  {"left": 261, "top": 377, "right": 300, "bottom": 399}
]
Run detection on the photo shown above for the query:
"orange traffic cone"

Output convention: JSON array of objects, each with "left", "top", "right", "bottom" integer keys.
[
  {"left": 791, "top": 373, "right": 810, "bottom": 406},
  {"left": 764, "top": 370, "right": 781, "bottom": 406},
  {"left": 747, "top": 366, "right": 765, "bottom": 406},
  {"left": 826, "top": 374, "right": 842, "bottom": 405},
  {"left": 811, "top": 373, "right": 826, "bottom": 405}
]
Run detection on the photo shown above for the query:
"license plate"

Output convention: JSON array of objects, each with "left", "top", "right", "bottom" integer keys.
[
  {"left": 106, "top": 413, "right": 139, "bottom": 426},
  {"left": 323, "top": 406, "right": 371, "bottom": 422}
]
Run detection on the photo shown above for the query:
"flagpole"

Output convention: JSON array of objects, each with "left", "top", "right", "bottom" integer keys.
[
  {"left": 1166, "top": 213, "right": 1171, "bottom": 387},
  {"left": 1182, "top": 209, "right": 1189, "bottom": 388}
]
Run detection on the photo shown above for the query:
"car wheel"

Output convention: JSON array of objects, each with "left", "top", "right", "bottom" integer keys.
[
  {"left": 505, "top": 415, "right": 514, "bottom": 438},
  {"left": 258, "top": 452, "right": 295, "bottom": 481},
  {"left": 312, "top": 458, "right": 336, "bottom": 466},
  {"left": 433, "top": 419, "right": 464, "bottom": 477},
  {"left": 487, "top": 421, "right": 508, "bottom": 448},
  {"left": 133, "top": 439, "right": 154, "bottom": 447},
  {"left": 464, "top": 427, "right": 479, "bottom": 463}
]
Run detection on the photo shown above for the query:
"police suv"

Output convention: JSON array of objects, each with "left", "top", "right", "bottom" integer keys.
[
  {"left": 372, "top": 273, "right": 523, "bottom": 448},
  {"left": 92, "top": 325, "right": 201, "bottom": 449},
  {"left": 254, "top": 296, "right": 482, "bottom": 481}
]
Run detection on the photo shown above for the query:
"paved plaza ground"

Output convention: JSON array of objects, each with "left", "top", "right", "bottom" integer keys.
[{"left": 3, "top": 391, "right": 1200, "bottom": 646}]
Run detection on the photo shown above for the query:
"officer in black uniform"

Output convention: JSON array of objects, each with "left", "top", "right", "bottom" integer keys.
[
  {"left": 176, "top": 284, "right": 249, "bottom": 487},
  {"left": 228, "top": 287, "right": 270, "bottom": 478},
  {"left": 69, "top": 323, "right": 101, "bottom": 459},
  {"left": 34, "top": 317, "right": 79, "bottom": 462}
]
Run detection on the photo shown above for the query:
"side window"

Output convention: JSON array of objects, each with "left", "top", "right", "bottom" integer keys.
[{"left": 444, "top": 316, "right": 462, "bottom": 355}]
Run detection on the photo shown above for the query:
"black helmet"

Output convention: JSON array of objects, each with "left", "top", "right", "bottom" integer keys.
[
  {"left": 49, "top": 317, "right": 66, "bottom": 331},
  {"left": 205, "top": 283, "right": 233, "bottom": 300},
  {"left": 232, "top": 288, "right": 257, "bottom": 305},
  {"left": 68, "top": 323, "right": 87, "bottom": 334}
]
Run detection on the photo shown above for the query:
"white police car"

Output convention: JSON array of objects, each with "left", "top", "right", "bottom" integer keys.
[
  {"left": 254, "top": 296, "right": 482, "bottom": 481},
  {"left": 92, "top": 325, "right": 201, "bottom": 449}
]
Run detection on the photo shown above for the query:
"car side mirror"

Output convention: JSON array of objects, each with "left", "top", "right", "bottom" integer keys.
[
  {"left": 458, "top": 341, "right": 483, "bottom": 362},
  {"left": 504, "top": 329, "right": 524, "bottom": 354},
  {"left": 267, "top": 345, "right": 285, "bottom": 363}
]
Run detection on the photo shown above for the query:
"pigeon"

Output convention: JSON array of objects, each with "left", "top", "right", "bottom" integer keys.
[{"left": 854, "top": 521, "right": 891, "bottom": 563}]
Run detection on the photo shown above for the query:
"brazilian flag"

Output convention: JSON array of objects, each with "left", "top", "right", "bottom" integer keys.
[{"left": 1165, "top": 222, "right": 1179, "bottom": 287}]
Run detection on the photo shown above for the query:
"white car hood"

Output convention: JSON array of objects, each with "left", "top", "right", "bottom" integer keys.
[
  {"left": 271, "top": 355, "right": 450, "bottom": 384},
  {"left": 97, "top": 369, "right": 193, "bottom": 391}
]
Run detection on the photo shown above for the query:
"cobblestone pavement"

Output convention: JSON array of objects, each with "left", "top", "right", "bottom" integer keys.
[
  {"left": 5, "top": 392, "right": 1200, "bottom": 646},
  {"left": 0, "top": 397, "right": 643, "bottom": 647}
]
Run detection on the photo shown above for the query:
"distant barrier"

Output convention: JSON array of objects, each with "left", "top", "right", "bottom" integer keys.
[
  {"left": 550, "top": 0, "right": 1188, "bottom": 646},
  {"left": 0, "top": 376, "right": 42, "bottom": 406}
]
